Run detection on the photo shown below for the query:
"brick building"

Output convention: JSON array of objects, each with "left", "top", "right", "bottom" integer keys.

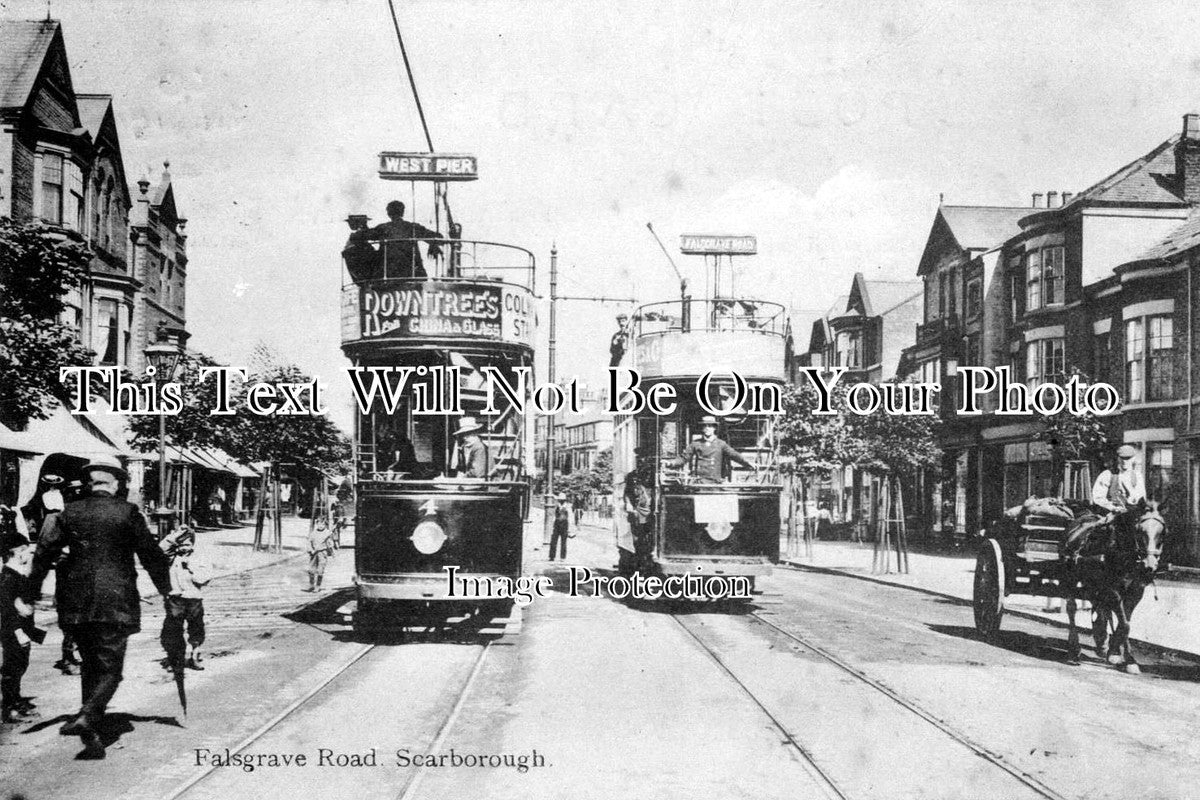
[{"left": 900, "top": 114, "right": 1200, "bottom": 564}]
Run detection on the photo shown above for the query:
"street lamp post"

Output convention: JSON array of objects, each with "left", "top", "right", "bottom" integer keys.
[{"left": 144, "top": 325, "right": 188, "bottom": 535}]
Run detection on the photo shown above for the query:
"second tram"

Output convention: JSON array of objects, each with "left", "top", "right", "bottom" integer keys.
[{"left": 612, "top": 297, "right": 786, "bottom": 594}]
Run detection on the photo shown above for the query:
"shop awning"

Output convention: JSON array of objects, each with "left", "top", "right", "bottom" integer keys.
[{"left": 0, "top": 402, "right": 126, "bottom": 458}]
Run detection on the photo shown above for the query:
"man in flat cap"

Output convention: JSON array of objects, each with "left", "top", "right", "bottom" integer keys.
[
  {"left": 26, "top": 454, "right": 171, "bottom": 759},
  {"left": 1063, "top": 444, "right": 1146, "bottom": 561}
]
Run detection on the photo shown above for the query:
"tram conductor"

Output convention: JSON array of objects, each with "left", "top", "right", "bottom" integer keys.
[
  {"left": 357, "top": 200, "right": 443, "bottom": 279},
  {"left": 671, "top": 416, "right": 757, "bottom": 484}
]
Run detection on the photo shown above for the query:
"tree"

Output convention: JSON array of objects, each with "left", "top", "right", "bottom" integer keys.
[
  {"left": 0, "top": 219, "right": 95, "bottom": 428},
  {"left": 127, "top": 349, "right": 351, "bottom": 474}
]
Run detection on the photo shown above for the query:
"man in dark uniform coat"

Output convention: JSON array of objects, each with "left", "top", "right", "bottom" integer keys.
[
  {"left": 26, "top": 455, "right": 171, "bottom": 758},
  {"left": 671, "top": 416, "right": 757, "bottom": 484},
  {"left": 356, "top": 200, "right": 443, "bottom": 279}
]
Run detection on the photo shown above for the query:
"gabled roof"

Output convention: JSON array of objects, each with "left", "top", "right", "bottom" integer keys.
[
  {"left": 805, "top": 295, "right": 846, "bottom": 353},
  {"left": 918, "top": 205, "right": 1028, "bottom": 275},
  {"left": 939, "top": 205, "right": 1030, "bottom": 251},
  {"left": 0, "top": 19, "right": 77, "bottom": 124},
  {"left": 844, "top": 273, "right": 922, "bottom": 318},
  {"left": 75, "top": 93, "right": 111, "bottom": 137},
  {"left": 1059, "top": 135, "right": 1186, "bottom": 210}
]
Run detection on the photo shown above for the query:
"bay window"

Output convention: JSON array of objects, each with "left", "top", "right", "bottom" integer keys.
[
  {"left": 1026, "top": 338, "right": 1065, "bottom": 387},
  {"left": 41, "top": 152, "right": 64, "bottom": 224},
  {"left": 1126, "top": 315, "right": 1174, "bottom": 402},
  {"left": 1026, "top": 245, "right": 1065, "bottom": 310}
]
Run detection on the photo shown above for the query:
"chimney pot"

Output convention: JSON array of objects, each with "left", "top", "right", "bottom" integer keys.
[
  {"left": 1061, "top": 191, "right": 1073, "bottom": 204},
  {"left": 1184, "top": 113, "right": 1200, "bottom": 140},
  {"left": 1032, "top": 193, "right": 1044, "bottom": 208},
  {"left": 1047, "top": 191, "right": 1060, "bottom": 208}
]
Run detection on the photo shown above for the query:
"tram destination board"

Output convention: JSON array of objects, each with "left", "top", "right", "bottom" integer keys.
[
  {"left": 378, "top": 151, "right": 478, "bottom": 181},
  {"left": 679, "top": 233, "right": 757, "bottom": 255},
  {"left": 354, "top": 279, "right": 533, "bottom": 346}
]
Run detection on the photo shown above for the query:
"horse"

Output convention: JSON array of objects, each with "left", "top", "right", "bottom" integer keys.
[{"left": 1064, "top": 502, "right": 1165, "bottom": 674}]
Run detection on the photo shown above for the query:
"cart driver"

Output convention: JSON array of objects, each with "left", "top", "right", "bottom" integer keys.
[
  {"left": 1063, "top": 444, "right": 1145, "bottom": 560},
  {"left": 670, "top": 416, "right": 757, "bottom": 484}
]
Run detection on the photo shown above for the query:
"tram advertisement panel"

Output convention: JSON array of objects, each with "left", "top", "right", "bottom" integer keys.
[
  {"left": 660, "top": 487, "right": 780, "bottom": 560},
  {"left": 353, "top": 279, "right": 533, "bottom": 345}
]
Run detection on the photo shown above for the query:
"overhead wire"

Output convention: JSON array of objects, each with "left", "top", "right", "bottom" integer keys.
[{"left": 385, "top": 0, "right": 455, "bottom": 231}]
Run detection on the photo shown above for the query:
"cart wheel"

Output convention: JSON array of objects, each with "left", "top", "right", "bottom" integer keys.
[{"left": 973, "top": 538, "right": 1005, "bottom": 640}]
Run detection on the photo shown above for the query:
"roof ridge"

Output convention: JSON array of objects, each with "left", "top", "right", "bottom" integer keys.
[{"left": 1064, "top": 134, "right": 1180, "bottom": 207}]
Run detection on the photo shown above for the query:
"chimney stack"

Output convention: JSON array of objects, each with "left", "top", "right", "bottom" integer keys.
[
  {"left": 1061, "top": 191, "right": 1073, "bottom": 205},
  {"left": 1177, "top": 113, "right": 1200, "bottom": 203},
  {"left": 1047, "top": 190, "right": 1060, "bottom": 208},
  {"left": 1032, "top": 193, "right": 1045, "bottom": 208}
]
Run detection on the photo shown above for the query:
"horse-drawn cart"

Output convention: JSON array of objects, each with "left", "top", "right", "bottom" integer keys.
[
  {"left": 972, "top": 498, "right": 1086, "bottom": 640},
  {"left": 973, "top": 496, "right": 1166, "bottom": 672}
]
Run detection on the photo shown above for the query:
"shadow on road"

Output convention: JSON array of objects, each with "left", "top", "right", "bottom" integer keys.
[{"left": 927, "top": 623, "right": 1200, "bottom": 681}]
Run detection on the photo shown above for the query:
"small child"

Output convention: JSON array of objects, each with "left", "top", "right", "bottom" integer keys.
[
  {"left": 1, "top": 516, "right": 44, "bottom": 723},
  {"left": 306, "top": 517, "right": 336, "bottom": 592},
  {"left": 159, "top": 527, "right": 211, "bottom": 671}
]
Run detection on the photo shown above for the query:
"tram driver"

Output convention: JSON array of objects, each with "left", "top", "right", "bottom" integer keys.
[
  {"left": 451, "top": 416, "right": 498, "bottom": 480},
  {"left": 670, "top": 416, "right": 757, "bottom": 484}
]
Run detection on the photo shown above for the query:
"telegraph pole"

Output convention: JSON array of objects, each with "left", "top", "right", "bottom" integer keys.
[
  {"left": 540, "top": 245, "right": 637, "bottom": 546},
  {"left": 542, "top": 245, "right": 559, "bottom": 545}
]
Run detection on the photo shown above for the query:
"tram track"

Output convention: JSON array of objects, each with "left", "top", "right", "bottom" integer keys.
[
  {"left": 671, "top": 615, "right": 850, "bottom": 800},
  {"left": 743, "top": 610, "right": 1073, "bottom": 800},
  {"left": 159, "top": 632, "right": 497, "bottom": 800},
  {"left": 159, "top": 642, "right": 378, "bottom": 800}
]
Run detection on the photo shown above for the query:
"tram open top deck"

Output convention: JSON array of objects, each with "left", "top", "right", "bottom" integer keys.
[{"left": 628, "top": 297, "right": 787, "bottom": 383}]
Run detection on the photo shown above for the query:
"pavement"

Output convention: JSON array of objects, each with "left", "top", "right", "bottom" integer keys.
[
  {"left": 34, "top": 515, "right": 313, "bottom": 620},
  {"left": 782, "top": 538, "right": 1200, "bottom": 659}
]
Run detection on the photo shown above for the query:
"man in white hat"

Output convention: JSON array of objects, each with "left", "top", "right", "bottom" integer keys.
[
  {"left": 452, "top": 417, "right": 491, "bottom": 479},
  {"left": 25, "top": 454, "right": 171, "bottom": 758},
  {"left": 1064, "top": 443, "right": 1146, "bottom": 561},
  {"left": 671, "top": 416, "right": 756, "bottom": 484}
]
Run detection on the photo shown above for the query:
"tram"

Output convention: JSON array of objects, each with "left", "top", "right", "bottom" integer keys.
[
  {"left": 612, "top": 290, "right": 786, "bottom": 594},
  {"left": 339, "top": 158, "right": 535, "bottom": 632}
]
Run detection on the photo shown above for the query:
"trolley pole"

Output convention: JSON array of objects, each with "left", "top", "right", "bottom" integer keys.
[{"left": 542, "top": 245, "right": 559, "bottom": 546}]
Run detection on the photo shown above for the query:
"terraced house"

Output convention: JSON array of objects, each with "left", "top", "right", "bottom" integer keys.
[{"left": 902, "top": 113, "right": 1200, "bottom": 565}]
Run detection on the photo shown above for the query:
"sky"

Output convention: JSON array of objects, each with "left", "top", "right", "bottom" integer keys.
[{"left": 7, "top": 0, "right": 1200, "bottom": 429}]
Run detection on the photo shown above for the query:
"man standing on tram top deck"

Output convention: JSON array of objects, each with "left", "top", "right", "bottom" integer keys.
[
  {"left": 671, "top": 416, "right": 757, "bottom": 484},
  {"left": 357, "top": 200, "right": 443, "bottom": 279}
]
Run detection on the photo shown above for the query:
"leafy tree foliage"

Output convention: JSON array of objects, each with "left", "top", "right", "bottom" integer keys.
[
  {"left": 0, "top": 220, "right": 95, "bottom": 427},
  {"left": 1034, "top": 367, "right": 1116, "bottom": 465},
  {"left": 776, "top": 377, "right": 941, "bottom": 476},
  {"left": 128, "top": 348, "right": 350, "bottom": 474},
  {"left": 557, "top": 448, "right": 613, "bottom": 500}
]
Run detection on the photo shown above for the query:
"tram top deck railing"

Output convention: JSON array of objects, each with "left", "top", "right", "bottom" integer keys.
[
  {"left": 341, "top": 236, "right": 535, "bottom": 292},
  {"left": 632, "top": 298, "right": 787, "bottom": 340},
  {"left": 629, "top": 298, "right": 788, "bottom": 381}
]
